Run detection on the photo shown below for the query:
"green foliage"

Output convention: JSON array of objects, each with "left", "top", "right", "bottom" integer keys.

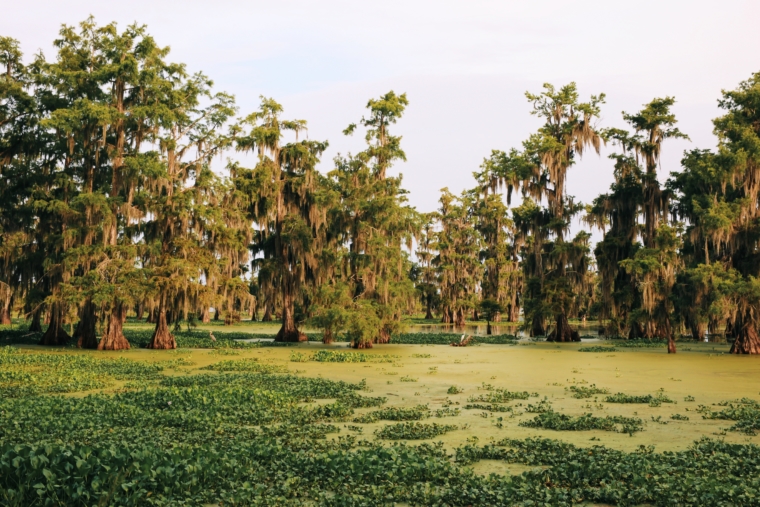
[
  {"left": 612, "top": 339, "right": 668, "bottom": 348},
  {"left": 306, "top": 350, "right": 398, "bottom": 363},
  {"left": 374, "top": 422, "right": 458, "bottom": 440},
  {"left": 463, "top": 403, "right": 514, "bottom": 413},
  {"left": 468, "top": 388, "right": 530, "bottom": 403},
  {"left": 567, "top": 384, "right": 610, "bottom": 399},
  {"left": 447, "top": 385, "right": 462, "bottom": 394},
  {"left": 671, "top": 413, "right": 690, "bottom": 421},
  {"left": 433, "top": 407, "right": 461, "bottom": 418},
  {"left": 354, "top": 405, "right": 430, "bottom": 423},
  {"left": 698, "top": 399, "right": 760, "bottom": 435},
  {"left": 201, "top": 358, "right": 288, "bottom": 374},
  {"left": 0, "top": 347, "right": 163, "bottom": 397},
  {"left": 520, "top": 411, "right": 644, "bottom": 435},
  {"left": 578, "top": 346, "right": 618, "bottom": 352},
  {"left": 523, "top": 399, "right": 553, "bottom": 413},
  {"left": 123, "top": 330, "right": 260, "bottom": 349},
  {"left": 605, "top": 392, "right": 674, "bottom": 405}
]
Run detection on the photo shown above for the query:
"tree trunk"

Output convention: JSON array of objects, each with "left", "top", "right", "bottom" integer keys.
[
  {"left": 275, "top": 284, "right": 306, "bottom": 342},
  {"left": 441, "top": 306, "right": 451, "bottom": 324},
  {"left": 0, "top": 295, "right": 11, "bottom": 325},
  {"left": 40, "top": 302, "right": 70, "bottom": 346},
  {"left": 374, "top": 327, "right": 391, "bottom": 344},
  {"left": 425, "top": 300, "right": 434, "bottom": 320},
  {"left": 486, "top": 320, "right": 492, "bottom": 335},
  {"left": 29, "top": 306, "right": 42, "bottom": 333},
  {"left": 352, "top": 338, "right": 373, "bottom": 349},
  {"left": 730, "top": 313, "right": 760, "bottom": 354},
  {"left": 689, "top": 321, "right": 706, "bottom": 342},
  {"left": 75, "top": 299, "right": 99, "bottom": 349},
  {"left": 547, "top": 313, "right": 579, "bottom": 342},
  {"left": 628, "top": 322, "right": 645, "bottom": 340},
  {"left": 454, "top": 309, "right": 466, "bottom": 328},
  {"left": 135, "top": 302, "right": 144, "bottom": 321},
  {"left": 530, "top": 314, "right": 545, "bottom": 337},
  {"left": 200, "top": 307, "right": 210, "bottom": 323},
  {"left": 98, "top": 303, "right": 130, "bottom": 350},
  {"left": 472, "top": 309, "right": 479, "bottom": 321},
  {"left": 213, "top": 307, "right": 220, "bottom": 321},
  {"left": 147, "top": 302, "right": 176, "bottom": 349},
  {"left": 656, "top": 313, "right": 677, "bottom": 353},
  {"left": 262, "top": 303, "right": 272, "bottom": 322},
  {"left": 322, "top": 328, "right": 334, "bottom": 344}
]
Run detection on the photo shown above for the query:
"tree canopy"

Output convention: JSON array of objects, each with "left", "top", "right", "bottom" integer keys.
[{"left": 3, "top": 19, "right": 760, "bottom": 353}]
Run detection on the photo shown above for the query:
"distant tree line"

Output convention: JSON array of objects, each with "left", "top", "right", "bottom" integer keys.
[{"left": 2, "top": 19, "right": 760, "bottom": 353}]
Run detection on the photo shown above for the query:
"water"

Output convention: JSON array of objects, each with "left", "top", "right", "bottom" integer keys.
[{"left": 410, "top": 322, "right": 600, "bottom": 338}]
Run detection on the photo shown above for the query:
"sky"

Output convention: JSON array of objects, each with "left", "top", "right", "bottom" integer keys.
[{"left": 3, "top": 0, "right": 760, "bottom": 234}]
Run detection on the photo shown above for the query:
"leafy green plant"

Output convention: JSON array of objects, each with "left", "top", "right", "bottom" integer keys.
[
  {"left": 567, "top": 384, "right": 610, "bottom": 399},
  {"left": 354, "top": 405, "right": 430, "bottom": 423},
  {"left": 464, "top": 403, "right": 514, "bottom": 413},
  {"left": 307, "top": 350, "right": 398, "bottom": 363},
  {"left": 201, "top": 359, "right": 288, "bottom": 374},
  {"left": 605, "top": 392, "right": 674, "bottom": 404},
  {"left": 698, "top": 399, "right": 760, "bottom": 435},
  {"left": 519, "top": 411, "right": 644, "bottom": 435},
  {"left": 578, "top": 346, "right": 618, "bottom": 352},
  {"left": 374, "top": 421, "right": 458, "bottom": 440},
  {"left": 468, "top": 388, "right": 530, "bottom": 403},
  {"left": 433, "top": 407, "right": 461, "bottom": 418}
]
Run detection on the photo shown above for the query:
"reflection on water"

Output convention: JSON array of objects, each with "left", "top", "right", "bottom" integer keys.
[{"left": 411, "top": 323, "right": 599, "bottom": 338}]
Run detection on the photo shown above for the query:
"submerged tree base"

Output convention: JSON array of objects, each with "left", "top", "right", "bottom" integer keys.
[
  {"left": 730, "top": 325, "right": 760, "bottom": 354},
  {"left": 275, "top": 327, "right": 308, "bottom": 342},
  {"left": 547, "top": 314, "right": 580, "bottom": 342}
]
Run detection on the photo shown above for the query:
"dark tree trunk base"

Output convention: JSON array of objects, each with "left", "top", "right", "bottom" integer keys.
[
  {"left": 453, "top": 309, "right": 466, "bottom": 328},
  {"left": 40, "top": 303, "right": 70, "bottom": 346},
  {"left": 425, "top": 307, "right": 434, "bottom": 320},
  {"left": 29, "top": 308, "right": 42, "bottom": 333},
  {"left": 322, "top": 329, "right": 334, "bottom": 344},
  {"left": 352, "top": 340, "right": 373, "bottom": 349},
  {"left": 275, "top": 327, "right": 307, "bottom": 342},
  {"left": 530, "top": 315, "right": 545, "bottom": 337},
  {"left": 98, "top": 305, "right": 130, "bottom": 350},
  {"left": 75, "top": 300, "right": 99, "bottom": 349},
  {"left": 0, "top": 310, "right": 10, "bottom": 326},
  {"left": 201, "top": 307, "right": 210, "bottom": 323},
  {"left": 730, "top": 324, "right": 760, "bottom": 354},
  {"left": 486, "top": 321, "right": 492, "bottom": 335},
  {"left": 374, "top": 328, "right": 391, "bottom": 344},
  {"left": 547, "top": 314, "right": 579, "bottom": 342},
  {"left": 147, "top": 310, "right": 176, "bottom": 349},
  {"left": 668, "top": 336, "right": 677, "bottom": 354}
]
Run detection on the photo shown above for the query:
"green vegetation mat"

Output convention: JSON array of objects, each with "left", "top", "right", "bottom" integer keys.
[{"left": 2, "top": 344, "right": 760, "bottom": 505}]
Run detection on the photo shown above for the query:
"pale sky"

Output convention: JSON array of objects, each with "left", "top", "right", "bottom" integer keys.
[{"left": 3, "top": 1, "right": 759, "bottom": 230}]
